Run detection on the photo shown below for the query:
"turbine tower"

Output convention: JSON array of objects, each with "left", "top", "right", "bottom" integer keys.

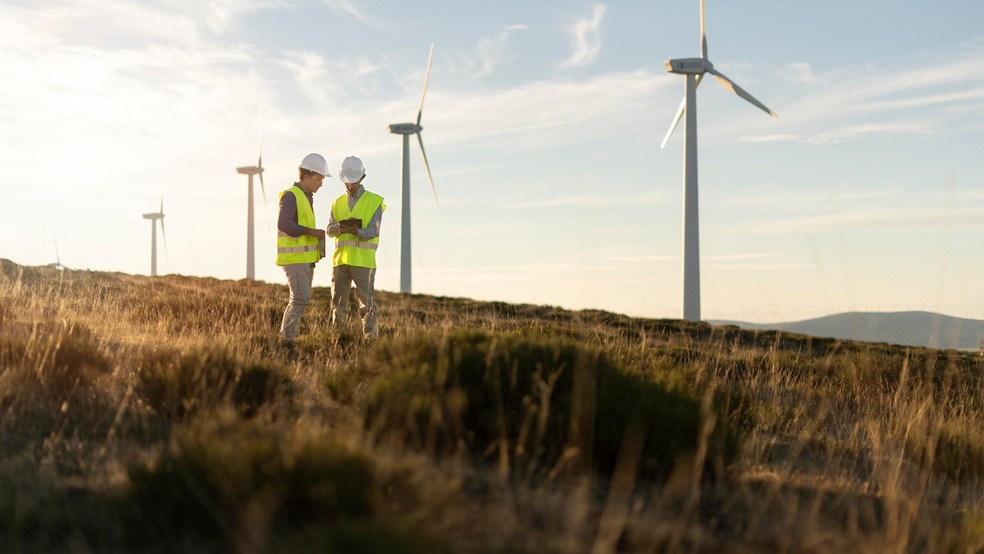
[
  {"left": 236, "top": 148, "right": 266, "bottom": 281},
  {"left": 142, "top": 198, "right": 167, "bottom": 277},
  {"left": 661, "top": 0, "right": 776, "bottom": 322},
  {"left": 388, "top": 43, "right": 439, "bottom": 294}
]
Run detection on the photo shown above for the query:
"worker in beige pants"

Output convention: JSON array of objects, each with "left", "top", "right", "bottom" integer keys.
[{"left": 326, "top": 156, "right": 385, "bottom": 339}]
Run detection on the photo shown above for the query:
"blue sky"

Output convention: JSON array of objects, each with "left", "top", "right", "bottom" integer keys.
[{"left": 1, "top": 0, "right": 982, "bottom": 323}]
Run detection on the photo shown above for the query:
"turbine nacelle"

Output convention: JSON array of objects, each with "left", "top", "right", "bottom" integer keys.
[
  {"left": 665, "top": 57, "right": 712, "bottom": 75},
  {"left": 142, "top": 213, "right": 164, "bottom": 220},
  {"left": 388, "top": 123, "right": 422, "bottom": 135},
  {"left": 236, "top": 166, "right": 263, "bottom": 176}
]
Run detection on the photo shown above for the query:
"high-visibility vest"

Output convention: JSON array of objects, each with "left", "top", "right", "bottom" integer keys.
[
  {"left": 331, "top": 191, "right": 385, "bottom": 268},
  {"left": 276, "top": 186, "right": 322, "bottom": 266}
]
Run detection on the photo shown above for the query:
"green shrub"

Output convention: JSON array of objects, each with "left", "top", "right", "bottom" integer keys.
[
  {"left": 270, "top": 520, "right": 450, "bottom": 554},
  {"left": 0, "top": 466, "right": 125, "bottom": 552},
  {"left": 126, "top": 410, "right": 374, "bottom": 549},
  {"left": 363, "top": 329, "right": 738, "bottom": 483},
  {"left": 135, "top": 346, "right": 287, "bottom": 419}
]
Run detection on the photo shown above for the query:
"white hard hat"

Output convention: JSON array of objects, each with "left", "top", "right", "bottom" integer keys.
[
  {"left": 299, "top": 153, "right": 330, "bottom": 177},
  {"left": 339, "top": 156, "right": 366, "bottom": 184}
]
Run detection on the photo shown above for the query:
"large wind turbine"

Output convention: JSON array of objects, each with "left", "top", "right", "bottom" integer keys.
[
  {"left": 661, "top": 0, "right": 776, "bottom": 322},
  {"left": 142, "top": 199, "right": 167, "bottom": 277},
  {"left": 389, "top": 43, "right": 439, "bottom": 294},
  {"left": 236, "top": 148, "right": 266, "bottom": 281}
]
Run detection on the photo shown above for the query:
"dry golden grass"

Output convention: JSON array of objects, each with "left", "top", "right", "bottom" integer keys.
[{"left": 1, "top": 258, "right": 983, "bottom": 553}]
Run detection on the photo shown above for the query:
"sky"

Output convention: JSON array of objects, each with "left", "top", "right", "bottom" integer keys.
[{"left": 1, "top": 0, "right": 982, "bottom": 324}]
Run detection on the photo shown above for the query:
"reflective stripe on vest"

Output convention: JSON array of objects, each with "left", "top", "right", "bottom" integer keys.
[
  {"left": 278, "top": 244, "right": 320, "bottom": 254},
  {"left": 331, "top": 191, "right": 385, "bottom": 268},
  {"left": 276, "top": 186, "right": 322, "bottom": 266},
  {"left": 334, "top": 240, "right": 378, "bottom": 251}
]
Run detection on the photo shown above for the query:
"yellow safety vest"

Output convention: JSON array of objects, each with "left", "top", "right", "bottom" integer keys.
[
  {"left": 332, "top": 191, "right": 385, "bottom": 268},
  {"left": 276, "top": 186, "right": 322, "bottom": 266}
]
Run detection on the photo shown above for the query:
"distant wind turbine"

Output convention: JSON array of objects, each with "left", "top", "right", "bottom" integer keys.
[
  {"left": 47, "top": 234, "right": 67, "bottom": 271},
  {"left": 661, "top": 0, "right": 776, "bottom": 322},
  {"left": 142, "top": 198, "right": 167, "bottom": 277},
  {"left": 236, "top": 142, "right": 267, "bottom": 281},
  {"left": 389, "top": 43, "right": 439, "bottom": 294}
]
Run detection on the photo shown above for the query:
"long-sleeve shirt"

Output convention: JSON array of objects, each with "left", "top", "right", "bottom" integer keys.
[
  {"left": 326, "top": 185, "right": 383, "bottom": 241},
  {"left": 277, "top": 183, "right": 316, "bottom": 237}
]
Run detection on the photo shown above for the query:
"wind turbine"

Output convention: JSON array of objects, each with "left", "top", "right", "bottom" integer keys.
[
  {"left": 389, "top": 43, "right": 439, "bottom": 294},
  {"left": 236, "top": 145, "right": 266, "bottom": 281},
  {"left": 661, "top": 0, "right": 776, "bottom": 322},
  {"left": 142, "top": 198, "right": 167, "bottom": 277},
  {"left": 47, "top": 235, "right": 67, "bottom": 271}
]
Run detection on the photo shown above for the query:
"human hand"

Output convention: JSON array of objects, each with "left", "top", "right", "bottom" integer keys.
[
  {"left": 309, "top": 228, "right": 326, "bottom": 240},
  {"left": 339, "top": 223, "right": 358, "bottom": 235}
]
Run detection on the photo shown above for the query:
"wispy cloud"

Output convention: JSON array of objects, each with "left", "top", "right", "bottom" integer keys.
[
  {"left": 493, "top": 190, "right": 667, "bottom": 210},
  {"left": 321, "top": 0, "right": 371, "bottom": 25},
  {"left": 442, "top": 25, "right": 529, "bottom": 79},
  {"left": 423, "top": 69, "right": 669, "bottom": 147},
  {"left": 743, "top": 122, "right": 934, "bottom": 145},
  {"left": 731, "top": 49, "right": 984, "bottom": 144},
  {"left": 746, "top": 207, "right": 984, "bottom": 234},
  {"left": 280, "top": 50, "right": 335, "bottom": 105},
  {"left": 718, "top": 187, "right": 893, "bottom": 209},
  {"left": 558, "top": 4, "right": 606, "bottom": 69},
  {"left": 477, "top": 25, "right": 529, "bottom": 78},
  {"left": 200, "top": 0, "right": 287, "bottom": 33}
]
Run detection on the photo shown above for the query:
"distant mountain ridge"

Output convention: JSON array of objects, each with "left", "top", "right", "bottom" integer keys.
[{"left": 713, "top": 311, "right": 984, "bottom": 351}]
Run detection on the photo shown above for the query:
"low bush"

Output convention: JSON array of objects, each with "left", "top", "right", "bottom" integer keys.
[
  {"left": 135, "top": 346, "right": 287, "bottom": 419},
  {"left": 363, "top": 329, "right": 738, "bottom": 483},
  {"left": 125, "top": 410, "right": 375, "bottom": 550}
]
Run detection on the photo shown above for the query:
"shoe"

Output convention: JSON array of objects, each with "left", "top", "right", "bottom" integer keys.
[{"left": 282, "top": 340, "right": 298, "bottom": 360}]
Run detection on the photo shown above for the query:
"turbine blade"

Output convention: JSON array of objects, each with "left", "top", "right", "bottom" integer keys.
[
  {"left": 159, "top": 196, "right": 164, "bottom": 216},
  {"left": 416, "top": 43, "right": 435, "bottom": 127},
  {"left": 416, "top": 132, "right": 440, "bottom": 212},
  {"left": 700, "top": 0, "right": 707, "bottom": 60},
  {"left": 257, "top": 104, "right": 263, "bottom": 163},
  {"left": 54, "top": 234, "right": 61, "bottom": 265},
  {"left": 660, "top": 74, "right": 704, "bottom": 149},
  {"left": 707, "top": 67, "right": 777, "bottom": 117},
  {"left": 259, "top": 164, "right": 270, "bottom": 231},
  {"left": 160, "top": 218, "right": 169, "bottom": 270},
  {"left": 661, "top": 97, "right": 686, "bottom": 149}
]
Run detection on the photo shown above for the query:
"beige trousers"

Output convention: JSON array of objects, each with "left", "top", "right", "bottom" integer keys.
[
  {"left": 280, "top": 263, "right": 314, "bottom": 342},
  {"left": 331, "top": 265, "right": 377, "bottom": 338}
]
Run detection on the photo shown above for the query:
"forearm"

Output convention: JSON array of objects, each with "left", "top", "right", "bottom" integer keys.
[{"left": 326, "top": 211, "right": 341, "bottom": 238}]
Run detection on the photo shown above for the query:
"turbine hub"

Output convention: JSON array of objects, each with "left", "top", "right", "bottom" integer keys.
[{"left": 665, "top": 58, "right": 711, "bottom": 75}]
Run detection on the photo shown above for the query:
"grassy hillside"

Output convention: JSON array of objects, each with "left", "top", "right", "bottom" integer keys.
[{"left": 2, "top": 258, "right": 983, "bottom": 553}]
